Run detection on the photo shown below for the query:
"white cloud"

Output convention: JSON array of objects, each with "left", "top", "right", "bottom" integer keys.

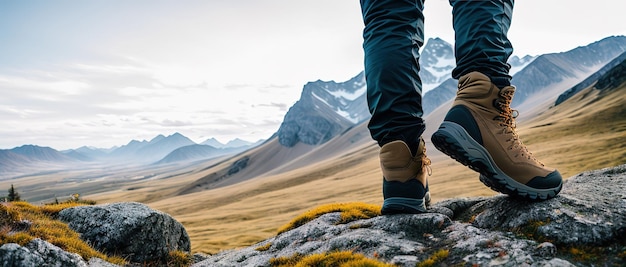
[
  {"left": 0, "top": 0, "right": 624, "bottom": 150},
  {"left": 0, "top": 75, "right": 90, "bottom": 96}
]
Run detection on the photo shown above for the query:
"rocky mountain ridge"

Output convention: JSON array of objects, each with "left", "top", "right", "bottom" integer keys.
[
  {"left": 556, "top": 50, "right": 626, "bottom": 105},
  {"left": 276, "top": 35, "right": 626, "bottom": 148}
]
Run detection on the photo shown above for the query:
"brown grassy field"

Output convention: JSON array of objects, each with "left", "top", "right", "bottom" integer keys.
[
  {"left": 97, "top": 84, "right": 625, "bottom": 254},
  {"left": 2, "top": 83, "right": 624, "bottom": 255}
]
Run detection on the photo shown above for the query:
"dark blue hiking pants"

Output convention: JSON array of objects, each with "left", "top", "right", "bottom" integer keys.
[{"left": 361, "top": 0, "right": 514, "bottom": 152}]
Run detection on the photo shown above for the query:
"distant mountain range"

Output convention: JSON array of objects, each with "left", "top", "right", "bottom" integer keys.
[
  {"left": 2, "top": 35, "right": 625, "bottom": 181},
  {"left": 0, "top": 134, "right": 263, "bottom": 179}
]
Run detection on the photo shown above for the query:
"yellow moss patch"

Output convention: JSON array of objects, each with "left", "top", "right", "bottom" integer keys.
[
  {"left": 277, "top": 202, "right": 381, "bottom": 234},
  {"left": 0, "top": 232, "right": 33, "bottom": 246},
  {"left": 0, "top": 201, "right": 127, "bottom": 265},
  {"left": 39, "top": 202, "right": 86, "bottom": 215},
  {"left": 270, "top": 251, "right": 394, "bottom": 267},
  {"left": 417, "top": 249, "right": 449, "bottom": 267},
  {"left": 512, "top": 219, "right": 552, "bottom": 241},
  {"left": 255, "top": 242, "right": 272, "bottom": 251}
]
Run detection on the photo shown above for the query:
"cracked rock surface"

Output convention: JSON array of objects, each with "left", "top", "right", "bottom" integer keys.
[{"left": 195, "top": 164, "right": 626, "bottom": 267}]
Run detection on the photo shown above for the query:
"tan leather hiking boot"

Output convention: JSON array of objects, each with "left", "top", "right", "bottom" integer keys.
[
  {"left": 380, "top": 137, "right": 431, "bottom": 214},
  {"left": 431, "top": 72, "right": 562, "bottom": 200}
]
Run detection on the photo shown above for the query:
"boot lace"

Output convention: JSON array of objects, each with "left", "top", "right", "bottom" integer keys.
[
  {"left": 494, "top": 88, "right": 544, "bottom": 166},
  {"left": 418, "top": 145, "right": 433, "bottom": 176}
]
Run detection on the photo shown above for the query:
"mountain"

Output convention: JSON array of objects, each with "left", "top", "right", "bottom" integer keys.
[
  {"left": 420, "top": 54, "right": 536, "bottom": 116},
  {"left": 156, "top": 144, "right": 248, "bottom": 164},
  {"left": 0, "top": 150, "right": 30, "bottom": 174},
  {"left": 422, "top": 78, "right": 458, "bottom": 115},
  {"left": 517, "top": 54, "right": 626, "bottom": 175},
  {"left": 105, "top": 133, "right": 196, "bottom": 163},
  {"left": 413, "top": 36, "right": 626, "bottom": 118},
  {"left": 275, "top": 37, "right": 557, "bottom": 146},
  {"left": 109, "top": 139, "right": 150, "bottom": 158},
  {"left": 11, "top": 145, "right": 73, "bottom": 162},
  {"left": 419, "top": 37, "right": 455, "bottom": 93},
  {"left": 511, "top": 35, "right": 626, "bottom": 108},
  {"left": 276, "top": 39, "right": 459, "bottom": 148},
  {"left": 594, "top": 53, "right": 626, "bottom": 90},
  {"left": 71, "top": 146, "right": 110, "bottom": 159},
  {"left": 62, "top": 150, "right": 93, "bottom": 162},
  {"left": 276, "top": 72, "right": 368, "bottom": 147},
  {"left": 200, "top": 138, "right": 225, "bottom": 148},
  {"left": 134, "top": 133, "right": 196, "bottom": 163},
  {"left": 4, "top": 35, "right": 626, "bottom": 258},
  {"left": 224, "top": 138, "right": 254, "bottom": 148},
  {"left": 419, "top": 38, "right": 535, "bottom": 90},
  {"left": 556, "top": 51, "right": 626, "bottom": 105},
  {"left": 0, "top": 145, "right": 77, "bottom": 178},
  {"left": 508, "top": 55, "right": 536, "bottom": 75},
  {"left": 152, "top": 46, "right": 626, "bottom": 254}
]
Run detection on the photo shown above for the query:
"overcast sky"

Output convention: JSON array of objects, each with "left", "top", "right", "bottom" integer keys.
[{"left": 1, "top": 0, "right": 625, "bottom": 150}]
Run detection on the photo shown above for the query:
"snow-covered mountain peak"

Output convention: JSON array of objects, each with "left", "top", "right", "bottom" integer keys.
[
  {"left": 509, "top": 55, "right": 536, "bottom": 76},
  {"left": 420, "top": 38, "right": 455, "bottom": 93}
]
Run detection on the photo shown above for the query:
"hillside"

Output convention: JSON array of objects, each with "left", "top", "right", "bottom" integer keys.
[
  {"left": 137, "top": 54, "right": 626, "bottom": 254},
  {"left": 1, "top": 36, "right": 624, "bottom": 256},
  {"left": 519, "top": 57, "right": 626, "bottom": 174},
  {"left": 195, "top": 164, "right": 626, "bottom": 266}
]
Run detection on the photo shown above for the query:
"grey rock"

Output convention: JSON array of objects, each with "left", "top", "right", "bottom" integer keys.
[
  {"left": 0, "top": 238, "right": 87, "bottom": 267},
  {"left": 466, "top": 165, "right": 626, "bottom": 246},
  {"left": 195, "top": 164, "right": 626, "bottom": 267},
  {"left": 534, "top": 242, "right": 557, "bottom": 258},
  {"left": 87, "top": 257, "right": 121, "bottom": 267},
  {"left": 58, "top": 202, "right": 190, "bottom": 264}
]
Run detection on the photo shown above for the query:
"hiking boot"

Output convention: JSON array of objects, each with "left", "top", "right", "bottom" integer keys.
[
  {"left": 431, "top": 72, "right": 562, "bottom": 200},
  {"left": 380, "top": 137, "right": 431, "bottom": 214}
]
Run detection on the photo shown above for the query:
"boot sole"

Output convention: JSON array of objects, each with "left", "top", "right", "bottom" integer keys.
[
  {"left": 431, "top": 121, "right": 562, "bottom": 201},
  {"left": 381, "top": 192, "right": 430, "bottom": 215}
]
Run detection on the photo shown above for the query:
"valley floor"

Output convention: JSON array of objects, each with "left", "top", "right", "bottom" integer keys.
[{"left": 2, "top": 83, "right": 624, "bottom": 255}]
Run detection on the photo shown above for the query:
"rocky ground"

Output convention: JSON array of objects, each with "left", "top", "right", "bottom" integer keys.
[
  {"left": 195, "top": 164, "right": 626, "bottom": 267},
  {"left": 1, "top": 164, "right": 624, "bottom": 266}
]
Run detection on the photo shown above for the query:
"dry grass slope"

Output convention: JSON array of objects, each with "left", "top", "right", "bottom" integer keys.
[
  {"left": 519, "top": 82, "right": 626, "bottom": 178},
  {"left": 6, "top": 81, "right": 620, "bottom": 256},
  {"left": 159, "top": 81, "right": 625, "bottom": 254}
]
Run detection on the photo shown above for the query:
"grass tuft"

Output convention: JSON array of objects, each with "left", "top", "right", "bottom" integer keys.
[
  {"left": 255, "top": 242, "right": 272, "bottom": 251},
  {"left": 270, "top": 251, "right": 394, "bottom": 267},
  {"left": 417, "top": 249, "right": 449, "bottom": 267},
  {"left": 277, "top": 202, "right": 380, "bottom": 234},
  {"left": 0, "top": 201, "right": 127, "bottom": 265},
  {"left": 167, "top": 250, "right": 192, "bottom": 267}
]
